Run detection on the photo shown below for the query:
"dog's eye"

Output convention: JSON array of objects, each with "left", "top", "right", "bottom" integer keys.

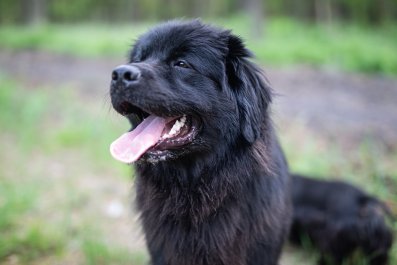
[{"left": 174, "top": 60, "right": 190, "bottom": 68}]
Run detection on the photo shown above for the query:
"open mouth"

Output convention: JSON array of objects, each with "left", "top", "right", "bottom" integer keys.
[{"left": 110, "top": 101, "right": 199, "bottom": 163}]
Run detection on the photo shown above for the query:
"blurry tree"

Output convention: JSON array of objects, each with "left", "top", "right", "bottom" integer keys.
[
  {"left": 245, "top": 0, "right": 265, "bottom": 39},
  {"left": 315, "top": 0, "right": 333, "bottom": 24},
  {"left": 49, "top": 0, "right": 92, "bottom": 22},
  {"left": 190, "top": 0, "right": 206, "bottom": 17},
  {"left": 0, "top": 0, "right": 396, "bottom": 25},
  {"left": 0, "top": 0, "right": 19, "bottom": 24},
  {"left": 21, "top": 0, "right": 47, "bottom": 25}
]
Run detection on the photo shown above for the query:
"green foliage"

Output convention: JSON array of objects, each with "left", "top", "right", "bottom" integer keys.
[
  {"left": 1, "top": 0, "right": 396, "bottom": 24},
  {"left": 247, "top": 18, "right": 397, "bottom": 75},
  {"left": 0, "top": 77, "right": 139, "bottom": 263},
  {"left": 50, "top": 0, "right": 94, "bottom": 22},
  {"left": 0, "top": 77, "right": 49, "bottom": 150},
  {"left": 0, "top": 0, "right": 19, "bottom": 24},
  {"left": 0, "top": 24, "right": 148, "bottom": 56},
  {"left": 1, "top": 76, "right": 116, "bottom": 156},
  {"left": 1, "top": 17, "right": 396, "bottom": 75},
  {"left": 0, "top": 180, "right": 65, "bottom": 262},
  {"left": 0, "top": 182, "right": 34, "bottom": 234},
  {"left": 82, "top": 238, "right": 148, "bottom": 265}
]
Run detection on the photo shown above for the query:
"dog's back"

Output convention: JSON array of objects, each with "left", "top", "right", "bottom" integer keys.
[{"left": 290, "top": 174, "right": 393, "bottom": 265}]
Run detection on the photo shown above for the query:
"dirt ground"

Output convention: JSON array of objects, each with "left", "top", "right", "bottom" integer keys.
[{"left": 1, "top": 50, "right": 396, "bottom": 264}]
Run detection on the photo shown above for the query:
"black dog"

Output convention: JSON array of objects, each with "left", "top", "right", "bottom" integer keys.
[
  {"left": 290, "top": 174, "right": 393, "bottom": 265},
  {"left": 109, "top": 20, "right": 291, "bottom": 265}
]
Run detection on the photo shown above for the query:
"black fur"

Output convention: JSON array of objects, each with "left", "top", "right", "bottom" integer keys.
[
  {"left": 290, "top": 174, "right": 393, "bottom": 265},
  {"left": 110, "top": 20, "right": 291, "bottom": 265}
]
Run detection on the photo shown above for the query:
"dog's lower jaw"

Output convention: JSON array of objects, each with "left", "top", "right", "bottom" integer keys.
[{"left": 139, "top": 150, "right": 176, "bottom": 164}]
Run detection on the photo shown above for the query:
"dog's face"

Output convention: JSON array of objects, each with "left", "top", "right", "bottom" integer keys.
[{"left": 110, "top": 20, "right": 271, "bottom": 164}]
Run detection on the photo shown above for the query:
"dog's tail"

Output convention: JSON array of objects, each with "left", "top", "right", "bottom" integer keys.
[
  {"left": 355, "top": 195, "right": 394, "bottom": 265},
  {"left": 360, "top": 194, "right": 395, "bottom": 221}
]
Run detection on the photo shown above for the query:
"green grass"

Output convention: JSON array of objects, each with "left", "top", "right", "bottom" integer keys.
[
  {"left": 280, "top": 127, "right": 397, "bottom": 197},
  {"left": 0, "top": 77, "right": 141, "bottom": 264},
  {"left": 0, "top": 82, "right": 60, "bottom": 261},
  {"left": 216, "top": 16, "right": 397, "bottom": 75},
  {"left": 1, "top": 16, "right": 396, "bottom": 75},
  {"left": 0, "top": 181, "right": 38, "bottom": 261},
  {"left": 0, "top": 75, "right": 130, "bottom": 170},
  {"left": 0, "top": 156, "right": 65, "bottom": 263},
  {"left": 82, "top": 238, "right": 148, "bottom": 265},
  {"left": 0, "top": 23, "right": 149, "bottom": 57}
]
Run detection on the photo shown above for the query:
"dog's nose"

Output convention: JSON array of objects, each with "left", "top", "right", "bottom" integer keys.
[{"left": 111, "top": 65, "right": 141, "bottom": 83}]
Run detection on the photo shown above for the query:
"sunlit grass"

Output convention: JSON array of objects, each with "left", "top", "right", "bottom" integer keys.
[
  {"left": 0, "top": 23, "right": 149, "bottom": 57},
  {"left": 280, "top": 125, "right": 397, "bottom": 200},
  {"left": 215, "top": 16, "right": 397, "bottom": 75},
  {"left": 0, "top": 76, "right": 138, "bottom": 263},
  {"left": 82, "top": 238, "right": 148, "bottom": 265},
  {"left": 0, "top": 75, "right": 129, "bottom": 169},
  {"left": 1, "top": 16, "right": 396, "bottom": 75}
]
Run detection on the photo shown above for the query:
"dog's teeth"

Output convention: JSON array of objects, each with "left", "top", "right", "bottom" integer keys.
[{"left": 162, "top": 115, "right": 186, "bottom": 139}]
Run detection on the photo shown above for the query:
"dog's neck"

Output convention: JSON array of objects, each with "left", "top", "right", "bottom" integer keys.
[{"left": 134, "top": 130, "right": 275, "bottom": 225}]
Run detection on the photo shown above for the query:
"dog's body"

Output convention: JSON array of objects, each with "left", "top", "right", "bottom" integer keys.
[
  {"left": 110, "top": 20, "right": 291, "bottom": 265},
  {"left": 290, "top": 174, "right": 393, "bottom": 265}
]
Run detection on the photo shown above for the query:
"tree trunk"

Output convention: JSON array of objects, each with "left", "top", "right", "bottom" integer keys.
[
  {"left": 315, "top": 0, "right": 333, "bottom": 25},
  {"left": 21, "top": 0, "right": 46, "bottom": 25},
  {"left": 246, "top": 0, "right": 265, "bottom": 39}
]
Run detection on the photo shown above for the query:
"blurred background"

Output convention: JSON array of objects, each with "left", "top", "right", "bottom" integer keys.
[{"left": 0, "top": 0, "right": 396, "bottom": 264}]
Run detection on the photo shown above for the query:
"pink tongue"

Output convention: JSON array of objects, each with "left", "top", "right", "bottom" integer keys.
[{"left": 110, "top": 115, "right": 167, "bottom": 163}]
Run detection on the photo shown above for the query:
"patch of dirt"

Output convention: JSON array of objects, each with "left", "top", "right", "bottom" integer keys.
[{"left": 267, "top": 66, "right": 397, "bottom": 150}]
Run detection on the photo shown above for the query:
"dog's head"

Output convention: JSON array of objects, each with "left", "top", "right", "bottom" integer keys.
[{"left": 110, "top": 20, "right": 272, "bottom": 164}]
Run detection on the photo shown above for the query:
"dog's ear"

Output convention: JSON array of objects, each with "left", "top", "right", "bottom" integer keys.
[{"left": 226, "top": 34, "right": 272, "bottom": 144}]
